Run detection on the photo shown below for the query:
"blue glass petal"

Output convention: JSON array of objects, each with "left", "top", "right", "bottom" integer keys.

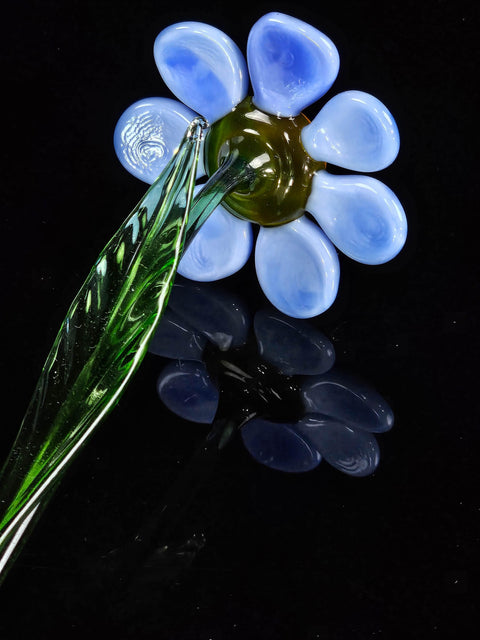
[
  {"left": 307, "top": 171, "right": 407, "bottom": 264},
  {"left": 301, "top": 91, "right": 400, "bottom": 171},
  {"left": 168, "top": 280, "right": 250, "bottom": 350},
  {"left": 300, "top": 369, "right": 394, "bottom": 433},
  {"left": 148, "top": 307, "right": 206, "bottom": 361},
  {"left": 157, "top": 360, "right": 219, "bottom": 424},
  {"left": 296, "top": 414, "right": 380, "bottom": 477},
  {"left": 114, "top": 97, "right": 204, "bottom": 184},
  {"left": 154, "top": 22, "right": 248, "bottom": 124},
  {"left": 247, "top": 12, "right": 339, "bottom": 117},
  {"left": 254, "top": 309, "right": 335, "bottom": 375},
  {"left": 178, "top": 199, "right": 253, "bottom": 281},
  {"left": 241, "top": 418, "right": 322, "bottom": 473},
  {"left": 255, "top": 217, "right": 340, "bottom": 319}
]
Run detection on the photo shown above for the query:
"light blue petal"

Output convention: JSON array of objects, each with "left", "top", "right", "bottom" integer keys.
[
  {"left": 296, "top": 414, "right": 380, "bottom": 476},
  {"left": 148, "top": 307, "right": 205, "bottom": 361},
  {"left": 255, "top": 217, "right": 340, "bottom": 319},
  {"left": 241, "top": 418, "right": 322, "bottom": 473},
  {"left": 154, "top": 22, "right": 248, "bottom": 124},
  {"left": 178, "top": 198, "right": 253, "bottom": 281},
  {"left": 301, "top": 369, "right": 394, "bottom": 433},
  {"left": 247, "top": 13, "right": 339, "bottom": 117},
  {"left": 114, "top": 97, "right": 205, "bottom": 184},
  {"left": 301, "top": 90, "right": 400, "bottom": 171},
  {"left": 168, "top": 280, "right": 250, "bottom": 350},
  {"left": 253, "top": 309, "right": 335, "bottom": 375},
  {"left": 156, "top": 360, "right": 218, "bottom": 424},
  {"left": 307, "top": 171, "right": 407, "bottom": 264}
]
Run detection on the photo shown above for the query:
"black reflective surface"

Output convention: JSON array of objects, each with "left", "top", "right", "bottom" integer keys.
[{"left": 0, "top": 1, "right": 477, "bottom": 638}]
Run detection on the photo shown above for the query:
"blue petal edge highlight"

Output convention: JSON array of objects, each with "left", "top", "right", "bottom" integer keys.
[
  {"left": 255, "top": 217, "right": 340, "bottom": 319},
  {"left": 302, "top": 90, "right": 400, "bottom": 172},
  {"left": 154, "top": 22, "right": 248, "bottom": 124},
  {"left": 113, "top": 97, "right": 204, "bottom": 184},
  {"left": 247, "top": 12, "right": 339, "bottom": 117},
  {"left": 307, "top": 171, "right": 407, "bottom": 264}
]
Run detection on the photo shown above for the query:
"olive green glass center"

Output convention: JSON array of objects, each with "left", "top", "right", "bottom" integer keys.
[{"left": 204, "top": 97, "right": 326, "bottom": 227}]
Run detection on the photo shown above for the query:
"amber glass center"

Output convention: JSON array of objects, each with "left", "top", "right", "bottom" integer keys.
[{"left": 203, "top": 97, "right": 325, "bottom": 226}]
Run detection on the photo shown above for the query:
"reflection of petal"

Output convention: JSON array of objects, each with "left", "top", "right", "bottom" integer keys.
[
  {"left": 178, "top": 204, "right": 253, "bottom": 281},
  {"left": 254, "top": 309, "right": 335, "bottom": 375},
  {"left": 255, "top": 217, "right": 340, "bottom": 319},
  {"left": 308, "top": 172, "right": 407, "bottom": 264},
  {"left": 157, "top": 360, "right": 218, "bottom": 424},
  {"left": 154, "top": 22, "right": 248, "bottom": 124},
  {"left": 168, "top": 280, "right": 250, "bottom": 350},
  {"left": 302, "top": 91, "right": 400, "bottom": 172},
  {"left": 241, "top": 417, "right": 322, "bottom": 472},
  {"left": 247, "top": 12, "right": 339, "bottom": 117},
  {"left": 148, "top": 307, "right": 205, "bottom": 361},
  {"left": 297, "top": 414, "right": 379, "bottom": 477},
  {"left": 114, "top": 97, "right": 205, "bottom": 183},
  {"left": 301, "top": 369, "right": 394, "bottom": 433}
]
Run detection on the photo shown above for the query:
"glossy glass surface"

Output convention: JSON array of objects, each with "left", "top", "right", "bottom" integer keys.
[
  {"left": 308, "top": 171, "right": 408, "bottom": 264},
  {"left": 255, "top": 217, "right": 340, "bottom": 319},
  {"left": 114, "top": 97, "right": 205, "bottom": 184},
  {"left": 154, "top": 22, "right": 248, "bottom": 124},
  {"left": 3, "top": 4, "right": 472, "bottom": 638},
  {"left": 247, "top": 12, "right": 339, "bottom": 117},
  {"left": 204, "top": 96, "right": 325, "bottom": 226},
  {"left": 302, "top": 90, "right": 400, "bottom": 171},
  {"left": 113, "top": 14, "right": 406, "bottom": 321}
]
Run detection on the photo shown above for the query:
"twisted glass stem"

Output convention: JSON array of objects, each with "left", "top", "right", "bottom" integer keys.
[
  {"left": 0, "top": 112, "right": 256, "bottom": 585},
  {"left": 0, "top": 119, "right": 212, "bottom": 583}
]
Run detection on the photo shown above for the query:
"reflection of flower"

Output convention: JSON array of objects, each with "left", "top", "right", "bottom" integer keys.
[
  {"left": 151, "top": 280, "right": 393, "bottom": 477},
  {"left": 115, "top": 13, "right": 407, "bottom": 319}
]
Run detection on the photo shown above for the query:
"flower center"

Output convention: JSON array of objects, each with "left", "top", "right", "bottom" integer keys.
[{"left": 203, "top": 97, "right": 325, "bottom": 226}]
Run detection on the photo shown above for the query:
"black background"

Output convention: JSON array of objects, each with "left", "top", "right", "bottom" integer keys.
[{"left": 0, "top": 0, "right": 478, "bottom": 637}]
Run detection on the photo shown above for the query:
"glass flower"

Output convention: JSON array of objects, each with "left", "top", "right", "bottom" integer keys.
[
  {"left": 114, "top": 12, "right": 407, "bottom": 319},
  {"left": 151, "top": 279, "right": 394, "bottom": 477}
]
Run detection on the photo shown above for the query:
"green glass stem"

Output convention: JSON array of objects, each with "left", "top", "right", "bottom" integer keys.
[
  {"left": 186, "top": 150, "right": 255, "bottom": 245},
  {"left": 0, "top": 117, "right": 206, "bottom": 584}
]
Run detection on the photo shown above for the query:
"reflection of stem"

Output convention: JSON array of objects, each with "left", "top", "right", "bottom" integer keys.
[{"left": 99, "top": 412, "right": 252, "bottom": 601}]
